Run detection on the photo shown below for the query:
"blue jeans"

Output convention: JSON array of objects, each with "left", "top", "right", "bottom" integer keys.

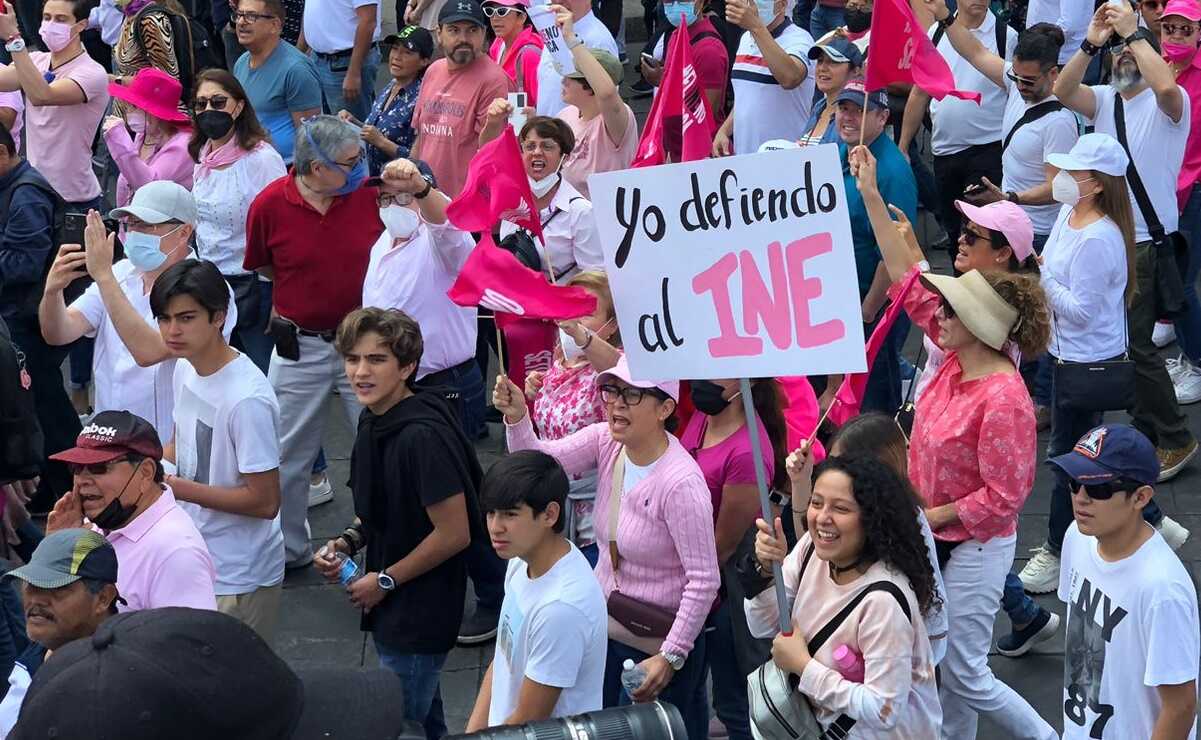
[
  {"left": 1174, "top": 184, "right": 1201, "bottom": 363},
  {"left": 708, "top": 602, "right": 752, "bottom": 740},
  {"left": 580, "top": 542, "right": 599, "bottom": 568},
  {"left": 808, "top": 3, "right": 844, "bottom": 40},
  {"left": 604, "top": 634, "right": 709, "bottom": 740},
  {"left": 374, "top": 639, "right": 448, "bottom": 740},
  {"left": 313, "top": 46, "right": 380, "bottom": 122},
  {"left": 1000, "top": 572, "right": 1039, "bottom": 626}
]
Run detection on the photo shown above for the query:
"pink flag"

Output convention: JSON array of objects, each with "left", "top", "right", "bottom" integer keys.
[
  {"left": 864, "top": 0, "right": 982, "bottom": 102},
  {"left": 827, "top": 269, "right": 921, "bottom": 426},
  {"left": 778, "top": 377, "right": 828, "bottom": 464},
  {"left": 446, "top": 125, "right": 544, "bottom": 241},
  {"left": 447, "top": 234, "right": 597, "bottom": 328},
  {"left": 631, "top": 18, "right": 716, "bottom": 167}
]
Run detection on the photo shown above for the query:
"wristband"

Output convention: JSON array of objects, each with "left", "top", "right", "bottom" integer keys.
[
  {"left": 4, "top": 37, "right": 24, "bottom": 53},
  {"left": 566, "top": 35, "right": 584, "bottom": 50},
  {"left": 414, "top": 179, "right": 433, "bottom": 200},
  {"left": 1080, "top": 38, "right": 1102, "bottom": 57}
]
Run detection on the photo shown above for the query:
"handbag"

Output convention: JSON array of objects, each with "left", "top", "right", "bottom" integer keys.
[
  {"left": 1113, "top": 95, "right": 1191, "bottom": 320},
  {"left": 1050, "top": 300, "right": 1135, "bottom": 412},
  {"left": 894, "top": 338, "right": 927, "bottom": 439},
  {"left": 606, "top": 449, "right": 677, "bottom": 652},
  {"left": 747, "top": 545, "right": 913, "bottom": 740}
]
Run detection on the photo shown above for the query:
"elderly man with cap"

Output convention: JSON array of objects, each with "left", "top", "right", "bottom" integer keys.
[
  {"left": 410, "top": 0, "right": 512, "bottom": 198},
  {"left": 1049, "top": 423, "right": 1199, "bottom": 740},
  {"left": 351, "top": 26, "right": 435, "bottom": 175},
  {"left": 9, "top": 608, "right": 417, "bottom": 740},
  {"left": 0, "top": 529, "right": 122, "bottom": 737},
  {"left": 43, "top": 410, "right": 217, "bottom": 613},
  {"left": 37, "top": 181, "right": 237, "bottom": 439}
]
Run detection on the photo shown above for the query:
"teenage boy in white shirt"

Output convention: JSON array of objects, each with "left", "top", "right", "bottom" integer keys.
[
  {"left": 152, "top": 259, "right": 285, "bottom": 642},
  {"left": 465, "top": 450, "right": 607, "bottom": 732},
  {"left": 1050, "top": 423, "right": 1199, "bottom": 740}
]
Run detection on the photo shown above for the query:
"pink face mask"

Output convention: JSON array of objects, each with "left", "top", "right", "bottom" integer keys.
[
  {"left": 38, "top": 21, "right": 74, "bottom": 53},
  {"left": 1163, "top": 40, "right": 1198, "bottom": 64}
]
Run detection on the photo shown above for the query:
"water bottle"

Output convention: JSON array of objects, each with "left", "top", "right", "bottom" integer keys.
[
  {"left": 334, "top": 552, "right": 362, "bottom": 587},
  {"left": 832, "top": 644, "right": 865, "bottom": 683},
  {"left": 620, "top": 659, "right": 646, "bottom": 696}
]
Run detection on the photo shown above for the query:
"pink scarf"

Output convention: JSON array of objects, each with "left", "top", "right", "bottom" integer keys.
[{"left": 195, "top": 136, "right": 265, "bottom": 181}]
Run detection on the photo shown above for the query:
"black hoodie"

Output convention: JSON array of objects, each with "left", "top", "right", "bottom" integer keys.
[{"left": 349, "top": 390, "right": 485, "bottom": 653}]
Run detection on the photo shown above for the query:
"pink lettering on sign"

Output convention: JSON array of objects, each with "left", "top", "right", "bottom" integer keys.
[{"left": 691, "top": 233, "right": 846, "bottom": 358}]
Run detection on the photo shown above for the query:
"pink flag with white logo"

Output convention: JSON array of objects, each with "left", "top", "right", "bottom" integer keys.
[
  {"left": 446, "top": 124, "right": 544, "bottom": 241},
  {"left": 864, "top": 0, "right": 982, "bottom": 102},
  {"left": 631, "top": 16, "right": 716, "bottom": 167}
]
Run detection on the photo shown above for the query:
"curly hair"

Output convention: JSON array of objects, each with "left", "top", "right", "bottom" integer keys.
[
  {"left": 982, "top": 271, "right": 1050, "bottom": 358},
  {"left": 812, "top": 456, "right": 942, "bottom": 619}
]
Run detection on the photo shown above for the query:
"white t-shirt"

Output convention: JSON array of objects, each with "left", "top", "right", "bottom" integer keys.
[
  {"left": 535, "top": 12, "right": 619, "bottom": 117},
  {"left": 1041, "top": 207, "right": 1128, "bottom": 362},
  {"left": 194, "top": 145, "right": 287, "bottom": 276},
  {"left": 1025, "top": 0, "right": 1092, "bottom": 65},
  {"left": 622, "top": 456, "right": 657, "bottom": 495},
  {"left": 928, "top": 14, "right": 1017, "bottom": 156},
  {"left": 1000, "top": 64, "right": 1079, "bottom": 236},
  {"left": 1089, "top": 84, "right": 1190, "bottom": 242},
  {"left": 71, "top": 259, "right": 238, "bottom": 439},
  {"left": 362, "top": 218, "right": 477, "bottom": 378},
  {"left": 731, "top": 20, "right": 816, "bottom": 157},
  {"left": 1059, "top": 523, "right": 1199, "bottom": 740},
  {"left": 172, "top": 353, "right": 284, "bottom": 595},
  {"left": 488, "top": 545, "right": 608, "bottom": 725},
  {"left": 0, "top": 660, "right": 30, "bottom": 739},
  {"left": 301, "top": 0, "right": 382, "bottom": 54}
]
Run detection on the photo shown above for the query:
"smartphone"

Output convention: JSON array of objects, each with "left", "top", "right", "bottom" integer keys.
[
  {"left": 641, "top": 52, "right": 659, "bottom": 66},
  {"left": 508, "top": 92, "right": 528, "bottom": 131},
  {"left": 63, "top": 212, "right": 86, "bottom": 246}
]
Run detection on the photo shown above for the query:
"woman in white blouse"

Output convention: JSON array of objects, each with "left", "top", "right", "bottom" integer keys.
[{"left": 188, "top": 68, "right": 287, "bottom": 372}]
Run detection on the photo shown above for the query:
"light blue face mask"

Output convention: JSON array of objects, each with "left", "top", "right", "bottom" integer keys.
[
  {"left": 755, "top": 0, "right": 778, "bottom": 22},
  {"left": 125, "top": 224, "right": 184, "bottom": 272},
  {"left": 663, "top": 0, "right": 698, "bottom": 26},
  {"left": 303, "top": 124, "right": 367, "bottom": 197}
]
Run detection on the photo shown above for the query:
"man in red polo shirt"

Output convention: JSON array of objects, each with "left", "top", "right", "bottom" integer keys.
[{"left": 244, "top": 114, "right": 385, "bottom": 568}]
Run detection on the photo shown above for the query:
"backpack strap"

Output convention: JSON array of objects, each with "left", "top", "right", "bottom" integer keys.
[
  {"left": 1001, "top": 99, "right": 1064, "bottom": 151},
  {"left": 1114, "top": 94, "right": 1167, "bottom": 243}
]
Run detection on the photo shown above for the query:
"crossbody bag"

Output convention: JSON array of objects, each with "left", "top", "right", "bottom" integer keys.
[{"left": 1050, "top": 300, "right": 1134, "bottom": 412}]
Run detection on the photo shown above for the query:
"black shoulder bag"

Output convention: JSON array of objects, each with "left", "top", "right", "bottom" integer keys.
[
  {"left": 1050, "top": 288, "right": 1135, "bottom": 412},
  {"left": 1113, "top": 94, "right": 1191, "bottom": 320}
]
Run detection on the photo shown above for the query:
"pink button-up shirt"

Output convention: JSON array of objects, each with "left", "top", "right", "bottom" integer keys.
[
  {"left": 103, "top": 125, "right": 195, "bottom": 208},
  {"left": 896, "top": 273, "right": 1038, "bottom": 544},
  {"left": 1177, "top": 52, "right": 1201, "bottom": 208},
  {"left": 105, "top": 485, "right": 217, "bottom": 612}
]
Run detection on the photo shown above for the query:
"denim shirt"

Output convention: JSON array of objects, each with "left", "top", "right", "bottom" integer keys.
[{"left": 365, "top": 76, "right": 423, "bottom": 175}]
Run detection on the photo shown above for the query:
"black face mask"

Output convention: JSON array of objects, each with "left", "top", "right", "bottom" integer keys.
[
  {"left": 691, "top": 380, "right": 732, "bottom": 416},
  {"left": 844, "top": 7, "right": 871, "bottom": 32},
  {"left": 90, "top": 466, "right": 146, "bottom": 531},
  {"left": 196, "top": 109, "right": 235, "bottom": 141}
]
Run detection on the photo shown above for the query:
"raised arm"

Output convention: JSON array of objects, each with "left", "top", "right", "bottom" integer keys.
[
  {"left": 1106, "top": 1, "right": 1183, "bottom": 122},
  {"left": 554, "top": 4, "right": 630, "bottom": 142},
  {"left": 1053, "top": 6, "right": 1109, "bottom": 120},
  {"left": 897, "top": 86, "right": 931, "bottom": 157},
  {"left": 850, "top": 145, "right": 927, "bottom": 283},
  {"left": 727, "top": 0, "right": 806, "bottom": 89},
  {"left": 921, "top": 0, "right": 1005, "bottom": 88}
]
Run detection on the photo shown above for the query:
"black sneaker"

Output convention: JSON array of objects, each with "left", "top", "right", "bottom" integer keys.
[
  {"left": 997, "top": 608, "right": 1060, "bottom": 658},
  {"left": 458, "top": 604, "right": 500, "bottom": 645},
  {"left": 628, "top": 78, "right": 654, "bottom": 97}
]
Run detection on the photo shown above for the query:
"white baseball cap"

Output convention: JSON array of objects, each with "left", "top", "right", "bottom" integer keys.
[
  {"left": 1046, "top": 133, "right": 1130, "bottom": 177},
  {"left": 109, "top": 180, "right": 197, "bottom": 225}
]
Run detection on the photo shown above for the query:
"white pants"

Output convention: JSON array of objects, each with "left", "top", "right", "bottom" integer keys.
[
  {"left": 939, "top": 533, "right": 1057, "bottom": 740},
  {"left": 268, "top": 335, "right": 363, "bottom": 565}
]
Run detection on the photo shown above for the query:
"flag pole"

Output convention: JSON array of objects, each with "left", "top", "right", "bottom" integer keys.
[
  {"left": 860, "top": 47, "right": 870, "bottom": 147},
  {"left": 740, "top": 378, "right": 791, "bottom": 635},
  {"left": 807, "top": 397, "right": 837, "bottom": 446},
  {"left": 495, "top": 323, "right": 506, "bottom": 378}
]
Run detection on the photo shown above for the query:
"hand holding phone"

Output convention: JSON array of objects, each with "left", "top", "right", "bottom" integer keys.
[{"left": 508, "top": 92, "right": 528, "bottom": 131}]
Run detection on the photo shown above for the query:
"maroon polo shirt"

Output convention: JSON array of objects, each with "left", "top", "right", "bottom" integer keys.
[{"left": 244, "top": 175, "right": 383, "bottom": 331}]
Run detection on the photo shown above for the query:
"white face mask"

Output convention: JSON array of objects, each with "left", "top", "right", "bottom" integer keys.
[
  {"left": 380, "top": 205, "right": 420, "bottom": 240},
  {"left": 559, "top": 327, "right": 585, "bottom": 361},
  {"left": 1052, "top": 171, "right": 1095, "bottom": 207},
  {"left": 529, "top": 171, "right": 560, "bottom": 198},
  {"left": 126, "top": 109, "right": 147, "bottom": 135}
]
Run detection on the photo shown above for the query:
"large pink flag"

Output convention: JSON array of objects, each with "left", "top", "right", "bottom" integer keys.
[
  {"left": 446, "top": 124, "right": 544, "bottom": 241},
  {"left": 631, "top": 18, "right": 716, "bottom": 167},
  {"left": 864, "top": 0, "right": 982, "bottom": 102},
  {"left": 827, "top": 269, "right": 921, "bottom": 426}
]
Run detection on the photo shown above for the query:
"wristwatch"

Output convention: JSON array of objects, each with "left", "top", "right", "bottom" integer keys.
[
  {"left": 768, "top": 488, "right": 791, "bottom": 508},
  {"left": 660, "top": 651, "right": 686, "bottom": 671},
  {"left": 566, "top": 35, "right": 584, "bottom": 50},
  {"left": 376, "top": 572, "right": 396, "bottom": 592},
  {"left": 1006, "top": 191, "right": 1021, "bottom": 205},
  {"left": 4, "top": 37, "right": 24, "bottom": 53},
  {"left": 1080, "top": 38, "right": 1102, "bottom": 57},
  {"left": 414, "top": 174, "right": 434, "bottom": 200}
]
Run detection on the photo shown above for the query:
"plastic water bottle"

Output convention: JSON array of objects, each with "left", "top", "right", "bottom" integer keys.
[
  {"left": 620, "top": 659, "right": 646, "bottom": 696},
  {"left": 832, "top": 644, "right": 865, "bottom": 683},
  {"left": 334, "top": 552, "right": 362, "bottom": 587}
]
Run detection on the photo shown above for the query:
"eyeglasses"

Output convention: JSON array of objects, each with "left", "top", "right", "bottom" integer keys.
[
  {"left": 378, "top": 191, "right": 414, "bottom": 207},
  {"left": 599, "top": 384, "right": 658, "bottom": 406},
  {"left": 193, "top": 94, "right": 230, "bottom": 112},
  {"left": 68, "top": 459, "right": 126, "bottom": 476},
  {"left": 521, "top": 140, "right": 560, "bottom": 154},
  {"left": 482, "top": 5, "right": 518, "bottom": 16},
  {"left": 1004, "top": 69, "right": 1046, "bottom": 87},
  {"left": 1074, "top": 478, "right": 1141, "bottom": 500},
  {"left": 1163, "top": 22, "right": 1200, "bottom": 35},
  {"left": 233, "top": 10, "right": 276, "bottom": 22},
  {"left": 938, "top": 297, "right": 957, "bottom": 319}
]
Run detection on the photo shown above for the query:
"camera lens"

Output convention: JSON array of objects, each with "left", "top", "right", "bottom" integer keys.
[{"left": 445, "top": 701, "right": 688, "bottom": 740}]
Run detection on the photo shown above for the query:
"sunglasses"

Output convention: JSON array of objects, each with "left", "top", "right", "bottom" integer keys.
[
  {"left": 482, "top": 5, "right": 518, "bottom": 16},
  {"left": 938, "top": 296, "right": 957, "bottom": 319},
  {"left": 1005, "top": 69, "right": 1045, "bottom": 87},
  {"left": 960, "top": 226, "right": 991, "bottom": 246},
  {"left": 1074, "top": 478, "right": 1142, "bottom": 500},
  {"left": 1163, "top": 22, "right": 1199, "bottom": 35},
  {"left": 194, "top": 94, "right": 230, "bottom": 112},
  {"left": 67, "top": 459, "right": 126, "bottom": 476}
]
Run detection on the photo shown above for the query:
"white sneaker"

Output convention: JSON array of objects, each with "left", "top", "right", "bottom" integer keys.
[
  {"left": 1018, "top": 546, "right": 1061, "bottom": 594},
  {"left": 1154, "top": 321, "right": 1177, "bottom": 348},
  {"left": 1158, "top": 516, "right": 1190, "bottom": 551},
  {"left": 1176, "top": 364, "right": 1201, "bottom": 405},
  {"left": 308, "top": 476, "right": 334, "bottom": 507},
  {"left": 1167, "top": 353, "right": 1190, "bottom": 383}
]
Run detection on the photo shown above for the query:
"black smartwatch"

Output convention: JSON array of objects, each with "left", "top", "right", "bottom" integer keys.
[{"left": 414, "top": 175, "right": 434, "bottom": 200}]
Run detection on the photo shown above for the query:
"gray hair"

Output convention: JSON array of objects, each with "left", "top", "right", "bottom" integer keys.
[{"left": 293, "top": 115, "right": 362, "bottom": 176}]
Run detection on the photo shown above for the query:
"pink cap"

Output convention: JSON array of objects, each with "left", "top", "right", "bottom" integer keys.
[
  {"left": 485, "top": 0, "right": 531, "bottom": 7},
  {"left": 1163, "top": 0, "right": 1201, "bottom": 21},
  {"left": 954, "top": 199, "right": 1035, "bottom": 264},
  {"left": 595, "top": 354, "right": 680, "bottom": 401}
]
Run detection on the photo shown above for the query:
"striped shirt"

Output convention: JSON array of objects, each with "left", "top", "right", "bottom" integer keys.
[{"left": 730, "top": 19, "right": 816, "bottom": 156}]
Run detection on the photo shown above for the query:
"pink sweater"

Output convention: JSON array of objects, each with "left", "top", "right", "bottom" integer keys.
[
  {"left": 104, "top": 125, "right": 195, "bottom": 208},
  {"left": 506, "top": 416, "right": 719, "bottom": 657}
]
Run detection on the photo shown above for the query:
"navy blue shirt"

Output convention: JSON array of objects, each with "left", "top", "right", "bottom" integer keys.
[
  {"left": 365, "top": 77, "right": 422, "bottom": 176},
  {"left": 0, "top": 161, "right": 56, "bottom": 321},
  {"left": 839, "top": 134, "right": 918, "bottom": 299}
]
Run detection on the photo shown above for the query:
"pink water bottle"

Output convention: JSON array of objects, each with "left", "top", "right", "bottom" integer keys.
[{"left": 832, "top": 644, "right": 865, "bottom": 683}]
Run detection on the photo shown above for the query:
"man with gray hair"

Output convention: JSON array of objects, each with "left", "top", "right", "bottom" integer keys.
[{"left": 244, "top": 114, "right": 385, "bottom": 569}]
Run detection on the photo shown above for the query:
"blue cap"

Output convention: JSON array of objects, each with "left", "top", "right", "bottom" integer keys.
[
  {"left": 1048, "top": 424, "right": 1160, "bottom": 486},
  {"left": 834, "top": 78, "right": 888, "bottom": 111},
  {"left": 807, "top": 37, "right": 865, "bottom": 68}
]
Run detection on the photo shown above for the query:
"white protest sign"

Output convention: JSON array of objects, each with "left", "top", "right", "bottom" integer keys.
[
  {"left": 587, "top": 145, "right": 868, "bottom": 381},
  {"left": 527, "top": 4, "right": 575, "bottom": 75}
]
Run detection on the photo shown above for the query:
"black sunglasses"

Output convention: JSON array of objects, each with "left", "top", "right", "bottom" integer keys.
[
  {"left": 194, "top": 94, "right": 230, "bottom": 112},
  {"left": 1074, "top": 478, "right": 1143, "bottom": 500},
  {"left": 939, "top": 296, "right": 957, "bottom": 319},
  {"left": 68, "top": 459, "right": 126, "bottom": 476},
  {"left": 1005, "top": 68, "right": 1047, "bottom": 87}
]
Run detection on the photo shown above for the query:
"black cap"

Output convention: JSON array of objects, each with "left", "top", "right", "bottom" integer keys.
[
  {"left": 383, "top": 25, "right": 435, "bottom": 58},
  {"left": 10, "top": 608, "right": 413, "bottom": 740},
  {"left": 438, "top": 0, "right": 487, "bottom": 27}
]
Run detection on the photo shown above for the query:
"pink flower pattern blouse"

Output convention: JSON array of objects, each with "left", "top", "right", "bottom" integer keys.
[{"left": 893, "top": 268, "right": 1038, "bottom": 544}]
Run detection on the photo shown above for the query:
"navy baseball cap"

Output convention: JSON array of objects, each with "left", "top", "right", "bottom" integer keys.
[
  {"left": 1048, "top": 424, "right": 1160, "bottom": 486},
  {"left": 807, "top": 37, "right": 864, "bottom": 67},
  {"left": 834, "top": 78, "right": 888, "bottom": 111}
]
